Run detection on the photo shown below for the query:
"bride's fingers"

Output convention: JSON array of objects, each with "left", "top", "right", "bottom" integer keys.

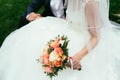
[
  {"left": 72, "top": 59, "right": 81, "bottom": 70},
  {"left": 66, "top": 63, "right": 71, "bottom": 68},
  {"left": 72, "top": 59, "right": 79, "bottom": 65},
  {"left": 73, "top": 63, "right": 81, "bottom": 70},
  {"left": 73, "top": 61, "right": 82, "bottom": 70}
]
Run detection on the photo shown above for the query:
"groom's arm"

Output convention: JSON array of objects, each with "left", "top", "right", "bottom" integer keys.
[{"left": 26, "top": 0, "right": 44, "bottom": 15}]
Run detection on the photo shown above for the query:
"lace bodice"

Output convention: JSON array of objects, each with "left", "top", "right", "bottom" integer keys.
[{"left": 66, "top": 0, "right": 88, "bottom": 31}]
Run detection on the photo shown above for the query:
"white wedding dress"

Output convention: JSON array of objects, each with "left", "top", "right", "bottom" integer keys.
[{"left": 0, "top": 0, "right": 120, "bottom": 80}]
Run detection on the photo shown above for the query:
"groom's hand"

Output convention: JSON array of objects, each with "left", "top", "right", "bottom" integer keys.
[{"left": 26, "top": 12, "right": 41, "bottom": 22}]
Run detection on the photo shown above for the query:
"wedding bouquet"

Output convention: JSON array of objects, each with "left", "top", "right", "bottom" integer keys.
[{"left": 38, "top": 35, "right": 69, "bottom": 80}]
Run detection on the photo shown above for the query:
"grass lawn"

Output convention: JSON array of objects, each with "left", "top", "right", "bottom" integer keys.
[{"left": 0, "top": 0, "right": 120, "bottom": 46}]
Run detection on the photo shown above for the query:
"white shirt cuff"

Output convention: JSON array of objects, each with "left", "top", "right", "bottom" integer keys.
[{"left": 26, "top": 14, "right": 30, "bottom": 19}]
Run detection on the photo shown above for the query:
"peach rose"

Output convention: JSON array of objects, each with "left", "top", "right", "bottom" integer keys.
[
  {"left": 54, "top": 47, "right": 63, "bottom": 55},
  {"left": 42, "top": 53, "right": 50, "bottom": 65},
  {"left": 43, "top": 57, "right": 50, "bottom": 65},
  {"left": 44, "top": 66, "right": 53, "bottom": 73},
  {"left": 44, "top": 52, "right": 49, "bottom": 58},
  {"left": 54, "top": 60, "right": 62, "bottom": 67},
  {"left": 40, "top": 56, "right": 44, "bottom": 64},
  {"left": 50, "top": 40, "right": 59, "bottom": 48}
]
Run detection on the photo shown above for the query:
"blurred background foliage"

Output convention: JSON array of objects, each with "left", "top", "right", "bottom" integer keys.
[
  {"left": 0, "top": 0, "right": 120, "bottom": 46},
  {"left": 110, "top": 0, "right": 120, "bottom": 23}
]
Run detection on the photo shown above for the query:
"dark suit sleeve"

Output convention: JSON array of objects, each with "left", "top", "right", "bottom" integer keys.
[{"left": 26, "top": 0, "right": 44, "bottom": 15}]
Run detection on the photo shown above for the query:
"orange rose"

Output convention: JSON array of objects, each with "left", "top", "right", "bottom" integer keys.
[{"left": 54, "top": 60, "right": 62, "bottom": 67}]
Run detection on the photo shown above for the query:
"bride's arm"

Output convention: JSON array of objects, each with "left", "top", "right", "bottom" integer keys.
[{"left": 71, "top": 1, "right": 100, "bottom": 70}]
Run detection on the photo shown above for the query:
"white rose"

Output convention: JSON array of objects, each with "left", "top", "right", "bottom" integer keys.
[
  {"left": 59, "top": 40, "right": 64, "bottom": 46},
  {"left": 49, "top": 51, "right": 58, "bottom": 61}
]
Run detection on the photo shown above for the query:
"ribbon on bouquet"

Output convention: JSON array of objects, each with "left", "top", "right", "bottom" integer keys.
[
  {"left": 69, "top": 57, "right": 74, "bottom": 69},
  {"left": 69, "top": 57, "right": 82, "bottom": 71}
]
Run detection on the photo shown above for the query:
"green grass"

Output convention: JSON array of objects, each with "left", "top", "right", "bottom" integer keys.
[
  {"left": 0, "top": 0, "right": 31, "bottom": 46},
  {"left": 0, "top": 0, "right": 120, "bottom": 46},
  {"left": 110, "top": 0, "right": 120, "bottom": 23}
]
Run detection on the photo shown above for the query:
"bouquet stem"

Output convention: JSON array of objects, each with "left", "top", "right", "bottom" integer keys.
[{"left": 50, "top": 78, "right": 52, "bottom": 80}]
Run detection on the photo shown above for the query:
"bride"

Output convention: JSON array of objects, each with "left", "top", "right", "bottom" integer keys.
[{"left": 0, "top": 0, "right": 120, "bottom": 80}]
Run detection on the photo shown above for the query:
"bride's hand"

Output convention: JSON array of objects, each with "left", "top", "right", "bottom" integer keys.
[{"left": 67, "top": 56, "right": 82, "bottom": 70}]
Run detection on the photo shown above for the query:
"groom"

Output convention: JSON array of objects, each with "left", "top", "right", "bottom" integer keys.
[{"left": 18, "top": 0, "right": 66, "bottom": 28}]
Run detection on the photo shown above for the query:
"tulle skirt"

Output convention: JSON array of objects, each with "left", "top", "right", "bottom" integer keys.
[{"left": 0, "top": 17, "right": 120, "bottom": 80}]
